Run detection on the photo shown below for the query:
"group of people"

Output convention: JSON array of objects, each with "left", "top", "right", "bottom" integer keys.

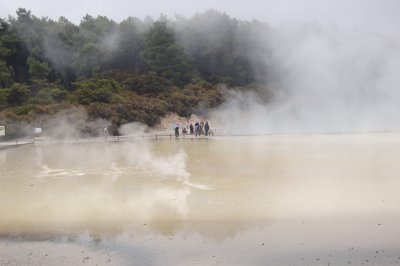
[{"left": 174, "top": 120, "right": 212, "bottom": 137}]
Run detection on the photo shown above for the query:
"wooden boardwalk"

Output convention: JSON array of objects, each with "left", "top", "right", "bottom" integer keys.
[
  {"left": 0, "top": 129, "right": 223, "bottom": 146},
  {"left": 0, "top": 139, "right": 34, "bottom": 150},
  {"left": 32, "top": 133, "right": 217, "bottom": 145}
]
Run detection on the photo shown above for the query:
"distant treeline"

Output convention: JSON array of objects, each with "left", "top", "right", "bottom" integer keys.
[{"left": 0, "top": 9, "right": 270, "bottom": 135}]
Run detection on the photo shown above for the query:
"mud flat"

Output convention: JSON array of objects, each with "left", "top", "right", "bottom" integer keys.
[{"left": 1, "top": 133, "right": 400, "bottom": 265}]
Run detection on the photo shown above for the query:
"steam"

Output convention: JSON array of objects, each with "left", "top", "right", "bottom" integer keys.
[
  {"left": 119, "top": 122, "right": 149, "bottom": 136},
  {"left": 36, "top": 141, "right": 190, "bottom": 182},
  {"left": 118, "top": 141, "right": 191, "bottom": 181},
  {"left": 214, "top": 24, "right": 400, "bottom": 134},
  {"left": 33, "top": 119, "right": 191, "bottom": 181},
  {"left": 117, "top": 122, "right": 192, "bottom": 182},
  {"left": 44, "top": 107, "right": 109, "bottom": 138},
  {"left": 41, "top": 26, "right": 75, "bottom": 70},
  {"left": 101, "top": 29, "right": 120, "bottom": 52},
  {"left": 18, "top": 131, "right": 193, "bottom": 230}
]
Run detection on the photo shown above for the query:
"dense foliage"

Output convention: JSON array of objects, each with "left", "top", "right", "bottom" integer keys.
[{"left": 0, "top": 9, "right": 270, "bottom": 136}]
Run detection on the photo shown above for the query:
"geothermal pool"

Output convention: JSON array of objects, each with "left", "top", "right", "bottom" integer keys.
[{"left": 1, "top": 134, "right": 400, "bottom": 265}]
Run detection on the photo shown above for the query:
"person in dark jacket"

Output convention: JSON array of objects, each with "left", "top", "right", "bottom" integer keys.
[
  {"left": 204, "top": 121, "right": 210, "bottom": 136},
  {"left": 194, "top": 121, "right": 200, "bottom": 136},
  {"left": 174, "top": 125, "right": 179, "bottom": 137},
  {"left": 189, "top": 123, "right": 194, "bottom": 135}
]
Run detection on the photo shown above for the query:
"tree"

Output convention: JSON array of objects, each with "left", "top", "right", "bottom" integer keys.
[
  {"left": 77, "top": 15, "right": 118, "bottom": 75},
  {"left": 4, "top": 9, "right": 32, "bottom": 83},
  {"left": 0, "top": 87, "right": 9, "bottom": 107},
  {"left": 76, "top": 42, "right": 101, "bottom": 76},
  {"left": 45, "top": 17, "right": 80, "bottom": 89},
  {"left": 143, "top": 19, "right": 192, "bottom": 86},
  {"left": 6, "top": 83, "right": 30, "bottom": 105},
  {"left": 123, "top": 71, "right": 173, "bottom": 94},
  {"left": 0, "top": 60, "right": 12, "bottom": 87},
  {"left": 174, "top": 10, "right": 269, "bottom": 85},
  {"left": 32, "top": 87, "right": 67, "bottom": 104},
  {"left": 27, "top": 56, "right": 49, "bottom": 81},
  {"left": 0, "top": 19, "right": 13, "bottom": 87},
  {"left": 110, "top": 17, "right": 145, "bottom": 70},
  {"left": 73, "top": 78, "right": 121, "bottom": 104}
]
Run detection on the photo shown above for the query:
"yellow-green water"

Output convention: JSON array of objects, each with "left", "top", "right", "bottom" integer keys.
[{"left": 1, "top": 134, "right": 400, "bottom": 265}]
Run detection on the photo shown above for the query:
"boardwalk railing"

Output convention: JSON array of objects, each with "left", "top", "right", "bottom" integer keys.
[
  {"left": 32, "top": 130, "right": 222, "bottom": 144},
  {"left": 1, "top": 128, "right": 224, "bottom": 145}
]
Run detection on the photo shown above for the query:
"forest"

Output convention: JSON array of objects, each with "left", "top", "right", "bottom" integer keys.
[{"left": 0, "top": 8, "right": 271, "bottom": 136}]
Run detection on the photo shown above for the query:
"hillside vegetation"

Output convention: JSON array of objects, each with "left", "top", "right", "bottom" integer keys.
[{"left": 0, "top": 9, "right": 270, "bottom": 137}]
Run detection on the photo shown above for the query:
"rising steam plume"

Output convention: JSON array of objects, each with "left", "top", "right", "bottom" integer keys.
[{"left": 214, "top": 22, "right": 400, "bottom": 134}]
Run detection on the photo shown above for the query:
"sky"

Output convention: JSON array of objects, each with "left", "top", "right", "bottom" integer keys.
[{"left": 0, "top": 0, "right": 399, "bottom": 36}]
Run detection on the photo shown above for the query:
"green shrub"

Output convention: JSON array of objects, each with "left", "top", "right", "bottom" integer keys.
[
  {"left": 7, "top": 83, "right": 31, "bottom": 106},
  {"left": 123, "top": 72, "right": 173, "bottom": 94}
]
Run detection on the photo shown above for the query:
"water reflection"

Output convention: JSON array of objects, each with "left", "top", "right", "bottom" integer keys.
[{"left": 0, "top": 140, "right": 267, "bottom": 242}]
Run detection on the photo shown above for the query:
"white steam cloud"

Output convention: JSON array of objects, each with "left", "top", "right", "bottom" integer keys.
[
  {"left": 44, "top": 107, "right": 109, "bottom": 138},
  {"left": 119, "top": 122, "right": 149, "bottom": 136},
  {"left": 215, "top": 24, "right": 400, "bottom": 134},
  {"left": 0, "top": 141, "right": 193, "bottom": 231}
]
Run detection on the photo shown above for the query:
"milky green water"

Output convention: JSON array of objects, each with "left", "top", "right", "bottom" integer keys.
[{"left": 1, "top": 134, "right": 400, "bottom": 265}]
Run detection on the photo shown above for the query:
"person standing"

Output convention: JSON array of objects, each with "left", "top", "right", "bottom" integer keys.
[
  {"left": 195, "top": 121, "right": 200, "bottom": 136},
  {"left": 189, "top": 123, "right": 194, "bottom": 135},
  {"left": 204, "top": 121, "right": 210, "bottom": 136},
  {"left": 103, "top": 125, "right": 109, "bottom": 141},
  {"left": 174, "top": 124, "right": 179, "bottom": 137}
]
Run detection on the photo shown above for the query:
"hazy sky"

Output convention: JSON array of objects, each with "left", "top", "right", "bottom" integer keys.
[{"left": 1, "top": 0, "right": 399, "bottom": 35}]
